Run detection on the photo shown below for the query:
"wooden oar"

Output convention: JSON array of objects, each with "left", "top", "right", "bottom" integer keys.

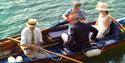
[
  {"left": 7, "top": 37, "right": 84, "bottom": 63},
  {"left": 110, "top": 16, "right": 125, "bottom": 32}
]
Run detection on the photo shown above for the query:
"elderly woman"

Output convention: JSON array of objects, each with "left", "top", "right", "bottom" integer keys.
[{"left": 93, "top": 2, "right": 114, "bottom": 38}]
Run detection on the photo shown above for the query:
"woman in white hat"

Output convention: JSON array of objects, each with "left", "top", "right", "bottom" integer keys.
[{"left": 93, "top": 2, "right": 114, "bottom": 38}]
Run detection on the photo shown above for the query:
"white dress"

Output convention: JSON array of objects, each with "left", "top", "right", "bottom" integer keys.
[{"left": 94, "top": 14, "right": 111, "bottom": 38}]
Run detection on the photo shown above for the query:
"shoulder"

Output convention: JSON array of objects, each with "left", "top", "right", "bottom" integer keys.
[
  {"left": 35, "top": 27, "right": 41, "bottom": 31},
  {"left": 21, "top": 27, "right": 29, "bottom": 35},
  {"left": 107, "top": 15, "right": 112, "bottom": 19},
  {"left": 73, "top": 22, "right": 86, "bottom": 28},
  {"left": 79, "top": 23, "right": 92, "bottom": 29},
  {"left": 80, "top": 9, "right": 85, "bottom": 13},
  {"left": 106, "top": 15, "right": 113, "bottom": 21},
  {"left": 22, "top": 27, "right": 29, "bottom": 32},
  {"left": 64, "top": 8, "right": 72, "bottom": 14}
]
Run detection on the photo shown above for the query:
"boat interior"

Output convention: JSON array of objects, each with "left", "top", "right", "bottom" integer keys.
[{"left": 1, "top": 18, "right": 125, "bottom": 63}]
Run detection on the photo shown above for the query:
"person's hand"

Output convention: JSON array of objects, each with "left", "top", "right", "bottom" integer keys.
[
  {"left": 29, "top": 44, "right": 36, "bottom": 50},
  {"left": 31, "top": 44, "right": 42, "bottom": 51},
  {"left": 68, "top": 14, "right": 78, "bottom": 21}
]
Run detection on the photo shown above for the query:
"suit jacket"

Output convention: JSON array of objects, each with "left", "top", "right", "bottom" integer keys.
[{"left": 64, "top": 22, "right": 98, "bottom": 52}]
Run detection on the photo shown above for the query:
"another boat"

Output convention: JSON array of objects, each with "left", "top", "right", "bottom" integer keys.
[{"left": 1, "top": 18, "right": 125, "bottom": 63}]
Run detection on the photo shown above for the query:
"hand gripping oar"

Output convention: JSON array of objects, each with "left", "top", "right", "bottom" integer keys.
[{"left": 7, "top": 37, "right": 84, "bottom": 63}]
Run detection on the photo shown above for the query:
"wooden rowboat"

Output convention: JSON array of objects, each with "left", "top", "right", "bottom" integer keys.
[{"left": 1, "top": 18, "right": 125, "bottom": 63}]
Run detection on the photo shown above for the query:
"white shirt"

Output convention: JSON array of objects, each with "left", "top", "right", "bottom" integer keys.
[{"left": 20, "top": 27, "right": 43, "bottom": 45}]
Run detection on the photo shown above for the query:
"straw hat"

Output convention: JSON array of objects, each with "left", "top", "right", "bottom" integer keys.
[
  {"left": 26, "top": 18, "right": 37, "bottom": 27},
  {"left": 96, "top": 2, "right": 109, "bottom": 11}
]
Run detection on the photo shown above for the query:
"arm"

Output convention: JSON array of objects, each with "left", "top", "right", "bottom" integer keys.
[
  {"left": 37, "top": 28, "right": 43, "bottom": 45},
  {"left": 62, "top": 9, "right": 71, "bottom": 20},
  {"left": 20, "top": 29, "right": 34, "bottom": 49},
  {"left": 62, "top": 14, "right": 69, "bottom": 20},
  {"left": 89, "top": 25, "right": 98, "bottom": 40},
  {"left": 95, "top": 19, "right": 99, "bottom": 25},
  {"left": 103, "top": 16, "right": 112, "bottom": 29},
  {"left": 63, "top": 27, "right": 76, "bottom": 47}
]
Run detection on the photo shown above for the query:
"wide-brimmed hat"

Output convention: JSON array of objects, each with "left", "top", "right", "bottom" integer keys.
[
  {"left": 96, "top": 2, "right": 109, "bottom": 11},
  {"left": 26, "top": 19, "right": 37, "bottom": 27}
]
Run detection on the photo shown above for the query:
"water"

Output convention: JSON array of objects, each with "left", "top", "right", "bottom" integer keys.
[
  {"left": 0, "top": 0, "right": 125, "bottom": 63},
  {"left": 85, "top": 44, "right": 125, "bottom": 63}
]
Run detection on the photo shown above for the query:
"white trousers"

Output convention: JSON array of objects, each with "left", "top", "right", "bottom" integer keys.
[{"left": 23, "top": 49, "right": 50, "bottom": 59}]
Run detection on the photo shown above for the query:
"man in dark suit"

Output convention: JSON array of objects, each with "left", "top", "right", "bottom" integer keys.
[{"left": 62, "top": 18, "right": 98, "bottom": 52}]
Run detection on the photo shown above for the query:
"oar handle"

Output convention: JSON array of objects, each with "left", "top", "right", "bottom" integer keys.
[
  {"left": 7, "top": 37, "right": 20, "bottom": 43},
  {"left": 110, "top": 16, "right": 125, "bottom": 32},
  {"left": 40, "top": 48, "right": 83, "bottom": 63},
  {"left": 7, "top": 37, "right": 84, "bottom": 63}
]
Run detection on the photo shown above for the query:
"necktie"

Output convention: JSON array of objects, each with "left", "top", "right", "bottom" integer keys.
[{"left": 31, "top": 31, "right": 35, "bottom": 44}]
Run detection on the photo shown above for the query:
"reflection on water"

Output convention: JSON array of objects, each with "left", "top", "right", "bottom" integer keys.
[{"left": 12, "top": 0, "right": 26, "bottom": 3}]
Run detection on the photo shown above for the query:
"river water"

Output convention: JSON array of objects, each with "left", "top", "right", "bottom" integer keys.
[{"left": 0, "top": 0, "right": 125, "bottom": 63}]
